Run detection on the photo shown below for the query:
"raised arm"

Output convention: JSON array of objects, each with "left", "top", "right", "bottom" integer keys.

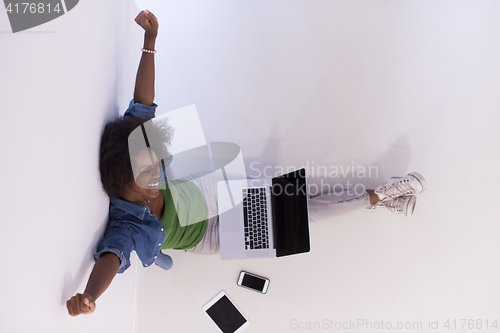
[
  {"left": 133, "top": 10, "right": 159, "bottom": 106},
  {"left": 66, "top": 253, "right": 120, "bottom": 316}
]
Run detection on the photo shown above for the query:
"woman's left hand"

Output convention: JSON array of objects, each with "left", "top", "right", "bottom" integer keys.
[{"left": 135, "top": 10, "right": 159, "bottom": 38}]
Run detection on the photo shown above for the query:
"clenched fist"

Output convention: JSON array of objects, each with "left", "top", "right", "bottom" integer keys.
[
  {"left": 135, "top": 10, "right": 159, "bottom": 38},
  {"left": 66, "top": 292, "right": 96, "bottom": 316}
]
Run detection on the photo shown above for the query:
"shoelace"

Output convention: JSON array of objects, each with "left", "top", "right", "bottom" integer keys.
[
  {"left": 370, "top": 196, "right": 408, "bottom": 214},
  {"left": 381, "top": 196, "right": 409, "bottom": 214},
  {"left": 381, "top": 178, "right": 416, "bottom": 197}
]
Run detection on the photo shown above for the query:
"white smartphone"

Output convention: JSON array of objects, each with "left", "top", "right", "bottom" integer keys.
[{"left": 237, "top": 271, "right": 270, "bottom": 294}]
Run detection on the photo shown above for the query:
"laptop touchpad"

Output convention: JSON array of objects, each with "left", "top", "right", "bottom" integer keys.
[{"left": 219, "top": 207, "right": 241, "bottom": 232}]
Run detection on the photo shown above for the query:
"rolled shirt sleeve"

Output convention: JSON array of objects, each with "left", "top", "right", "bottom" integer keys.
[
  {"left": 93, "top": 223, "right": 134, "bottom": 274},
  {"left": 123, "top": 99, "right": 158, "bottom": 120},
  {"left": 122, "top": 98, "right": 173, "bottom": 175}
]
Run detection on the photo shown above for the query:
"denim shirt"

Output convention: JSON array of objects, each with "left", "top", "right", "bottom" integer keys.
[{"left": 93, "top": 99, "right": 172, "bottom": 274}]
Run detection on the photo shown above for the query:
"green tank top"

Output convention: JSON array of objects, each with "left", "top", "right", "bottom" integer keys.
[{"left": 159, "top": 179, "right": 208, "bottom": 250}]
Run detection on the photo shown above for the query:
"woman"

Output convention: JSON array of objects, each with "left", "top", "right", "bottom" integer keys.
[{"left": 66, "top": 9, "right": 427, "bottom": 316}]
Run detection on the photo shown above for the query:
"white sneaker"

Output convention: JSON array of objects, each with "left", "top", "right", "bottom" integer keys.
[
  {"left": 375, "top": 172, "right": 427, "bottom": 200},
  {"left": 370, "top": 195, "right": 417, "bottom": 217}
]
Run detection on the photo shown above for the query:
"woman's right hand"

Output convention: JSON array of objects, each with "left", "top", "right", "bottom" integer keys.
[
  {"left": 135, "top": 9, "right": 159, "bottom": 38},
  {"left": 66, "top": 292, "right": 96, "bottom": 316}
]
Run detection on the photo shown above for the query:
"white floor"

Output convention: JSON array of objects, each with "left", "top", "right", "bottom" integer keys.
[{"left": 1, "top": 1, "right": 500, "bottom": 333}]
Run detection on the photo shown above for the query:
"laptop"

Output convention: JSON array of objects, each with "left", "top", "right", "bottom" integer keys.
[{"left": 218, "top": 168, "right": 310, "bottom": 260}]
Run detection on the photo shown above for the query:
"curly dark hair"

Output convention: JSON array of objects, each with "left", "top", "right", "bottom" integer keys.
[{"left": 99, "top": 116, "right": 173, "bottom": 199}]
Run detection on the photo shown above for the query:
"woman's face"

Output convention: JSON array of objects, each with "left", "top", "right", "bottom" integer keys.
[{"left": 132, "top": 148, "right": 162, "bottom": 196}]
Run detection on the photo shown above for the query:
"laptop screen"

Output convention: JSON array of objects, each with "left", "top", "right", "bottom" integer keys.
[{"left": 271, "top": 168, "right": 310, "bottom": 257}]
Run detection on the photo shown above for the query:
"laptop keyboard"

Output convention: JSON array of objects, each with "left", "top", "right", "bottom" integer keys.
[{"left": 242, "top": 188, "right": 269, "bottom": 250}]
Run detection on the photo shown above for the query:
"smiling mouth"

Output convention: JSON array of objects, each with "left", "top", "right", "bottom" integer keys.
[{"left": 147, "top": 181, "right": 160, "bottom": 188}]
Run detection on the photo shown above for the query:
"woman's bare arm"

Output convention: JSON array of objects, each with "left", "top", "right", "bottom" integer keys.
[
  {"left": 133, "top": 10, "right": 159, "bottom": 106},
  {"left": 66, "top": 253, "right": 120, "bottom": 316},
  {"left": 84, "top": 253, "right": 120, "bottom": 301}
]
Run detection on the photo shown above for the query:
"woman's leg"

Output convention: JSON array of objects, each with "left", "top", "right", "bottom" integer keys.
[
  {"left": 307, "top": 170, "right": 427, "bottom": 220},
  {"left": 307, "top": 183, "right": 373, "bottom": 223},
  {"left": 366, "top": 189, "right": 380, "bottom": 205}
]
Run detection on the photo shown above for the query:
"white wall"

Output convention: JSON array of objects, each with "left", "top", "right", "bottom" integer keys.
[{"left": 0, "top": 1, "right": 143, "bottom": 332}]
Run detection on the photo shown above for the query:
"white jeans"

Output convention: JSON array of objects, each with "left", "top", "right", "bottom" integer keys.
[{"left": 179, "top": 171, "right": 370, "bottom": 254}]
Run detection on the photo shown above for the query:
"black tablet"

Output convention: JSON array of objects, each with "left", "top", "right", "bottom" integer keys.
[{"left": 203, "top": 291, "right": 250, "bottom": 333}]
